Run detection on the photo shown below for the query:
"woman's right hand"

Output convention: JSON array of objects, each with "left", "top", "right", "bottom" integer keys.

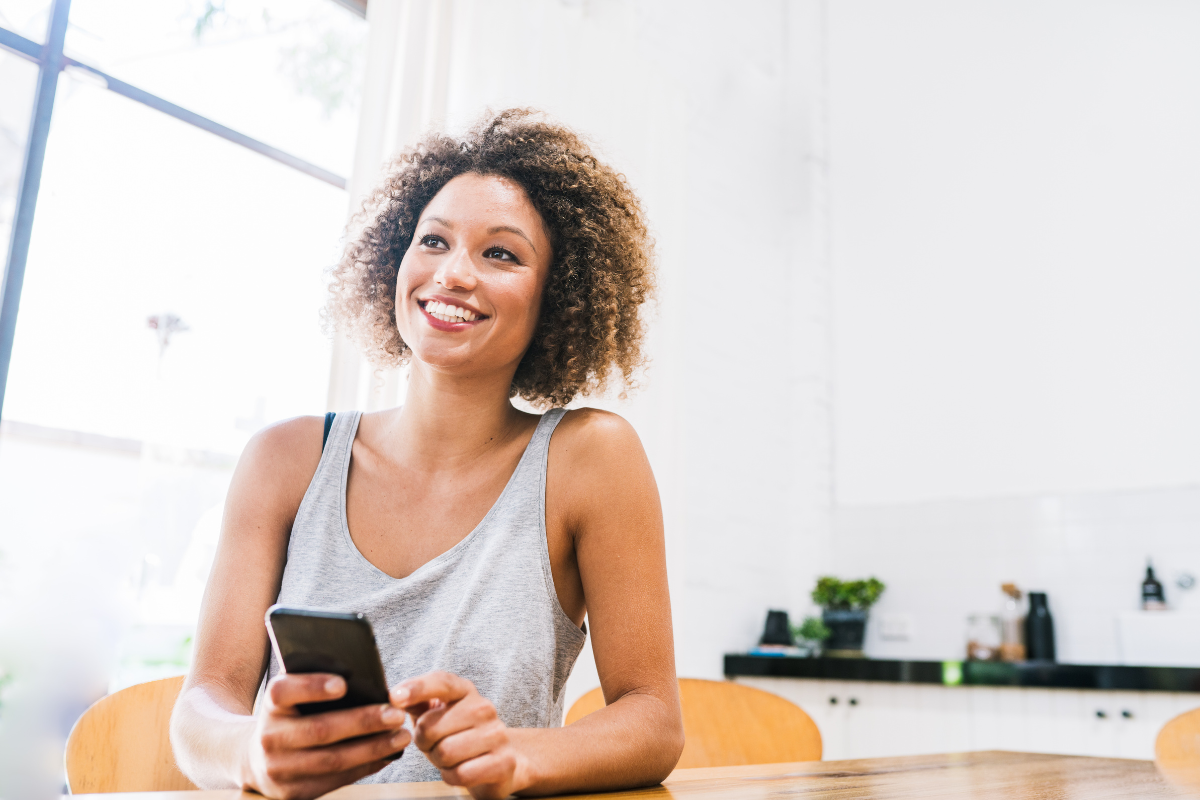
[{"left": 241, "top": 673, "right": 411, "bottom": 800}]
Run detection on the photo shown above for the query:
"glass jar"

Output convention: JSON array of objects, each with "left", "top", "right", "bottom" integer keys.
[{"left": 966, "top": 613, "right": 1002, "bottom": 661}]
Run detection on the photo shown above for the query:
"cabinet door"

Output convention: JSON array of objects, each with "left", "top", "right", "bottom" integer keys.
[
  {"left": 870, "top": 683, "right": 943, "bottom": 757},
  {"left": 1078, "top": 691, "right": 1120, "bottom": 757},
  {"left": 928, "top": 684, "right": 973, "bottom": 755},
  {"left": 1110, "top": 692, "right": 1152, "bottom": 760},
  {"left": 842, "top": 681, "right": 881, "bottom": 759},
  {"left": 882, "top": 683, "right": 925, "bottom": 756},
  {"left": 1019, "top": 688, "right": 1062, "bottom": 755},
  {"left": 818, "top": 680, "right": 853, "bottom": 759},
  {"left": 967, "top": 686, "right": 1028, "bottom": 752},
  {"left": 808, "top": 679, "right": 877, "bottom": 760}
]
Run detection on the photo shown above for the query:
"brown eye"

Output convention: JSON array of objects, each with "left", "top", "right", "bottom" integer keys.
[
  {"left": 421, "top": 235, "right": 447, "bottom": 249},
  {"left": 485, "top": 247, "right": 516, "bottom": 262}
]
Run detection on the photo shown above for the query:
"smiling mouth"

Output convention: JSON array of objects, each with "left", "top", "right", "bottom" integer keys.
[{"left": 419, "top": 299, "right": 485, "bottom": 323}]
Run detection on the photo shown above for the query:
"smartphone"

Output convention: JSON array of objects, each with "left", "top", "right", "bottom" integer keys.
[{"left": 266, "top": 605, "right": 390, "bottom": 715}]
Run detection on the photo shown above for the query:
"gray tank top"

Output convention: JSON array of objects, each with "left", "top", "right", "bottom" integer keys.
[{"left": 267, "top": 408, "right": 586, "bottom": 783}]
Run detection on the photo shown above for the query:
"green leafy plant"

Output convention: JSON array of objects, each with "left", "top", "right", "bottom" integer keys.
[
  {"left": 792, "top": 616, "right": 831, "bottom": 643},
  {"left": 811, "top": 576, "right": 886, "bottom": 610}
]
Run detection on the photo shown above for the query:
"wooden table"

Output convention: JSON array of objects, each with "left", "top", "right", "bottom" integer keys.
[{"left": 75, "top": 751, "right": 1200, "bottom": 799}]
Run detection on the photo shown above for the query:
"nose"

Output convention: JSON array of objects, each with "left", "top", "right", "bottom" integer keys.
[{"left": 433, "top": 247, "right": 478, "bottom": 292}]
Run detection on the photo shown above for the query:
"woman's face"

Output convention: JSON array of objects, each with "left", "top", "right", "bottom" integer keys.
[{"left": 395, "top": 172, "right": 553, "bottom": 377}]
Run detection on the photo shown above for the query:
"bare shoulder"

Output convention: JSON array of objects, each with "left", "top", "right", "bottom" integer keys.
[
  {"left": 239, "top": 415, "right": 324, "bottom": 473},
  {"left": 552, "top": 407, "right": 647, "bottom": 467},
  {"left": 549, "top": 408, "right": 657, "bottom": 523},
  {"left": 548, "top": 409, "right": 662, "bottom": 558},
  {"left": 228, "top": 415, "right": 327, "bottom": 525}
]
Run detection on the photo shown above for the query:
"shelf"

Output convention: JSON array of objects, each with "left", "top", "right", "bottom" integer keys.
[{"left": 724, "top": 655, "right": 1200, "bottom": 692}]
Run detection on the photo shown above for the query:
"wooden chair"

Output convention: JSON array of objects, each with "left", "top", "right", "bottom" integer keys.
[
  {"left": 566, "top": 677, "right": 821, "bottom": 768},
  {"left": 1157, "top": 706, "right": 1200, "bottom": 767},
  {"left": 65, "top": 674, "right": 198, "bottom": 793}
]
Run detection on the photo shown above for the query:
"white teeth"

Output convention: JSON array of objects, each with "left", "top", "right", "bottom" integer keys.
[{"left": 424, "top": 300, "right": 479, "bottom": 323}]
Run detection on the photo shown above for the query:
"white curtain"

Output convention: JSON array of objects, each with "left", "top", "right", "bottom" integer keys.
[{"left": 326, "top": 0, "right": 456, "bottom": 412}]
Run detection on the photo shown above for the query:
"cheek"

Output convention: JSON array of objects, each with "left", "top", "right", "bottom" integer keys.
[
  {"left": 392, "top": 259, "right": 423, "bottom": 338},
  {"left": 393, "top": 253, "right": 427, "bottom": 306},
  {"left": 499, "top": 276, "right": 545, "bottom": 333}
]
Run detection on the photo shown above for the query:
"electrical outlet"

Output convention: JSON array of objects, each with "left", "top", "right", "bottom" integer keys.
[{"left": 879, "top": 613, "right": 913, "bottom": 641}]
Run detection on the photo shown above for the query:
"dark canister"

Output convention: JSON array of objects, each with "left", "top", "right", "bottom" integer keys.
[
  {"left": 759, "top": 609, "right": 793, "bottom": 645},
  {"left": 1024, "top": 591, "right": 1056, "bottom": 661}
]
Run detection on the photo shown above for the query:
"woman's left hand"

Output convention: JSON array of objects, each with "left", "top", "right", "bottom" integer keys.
[{"left": 392, "top": 672, "right": 529, "bottom": 799}]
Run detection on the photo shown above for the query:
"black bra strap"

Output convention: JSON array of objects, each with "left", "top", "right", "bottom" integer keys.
[{"left": 322, "top": 412, "right": 336, "bottom": 451}]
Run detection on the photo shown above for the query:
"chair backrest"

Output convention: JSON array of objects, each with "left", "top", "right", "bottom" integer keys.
[
  {"left": 65, "top": 674, "right": 198, "bottom": 793},
  {"left": 566, "top": 677, "right": 821, "bottom": 768},
  {"left": 1157, "top": 706, "right": 1200, "bottom": 766}
]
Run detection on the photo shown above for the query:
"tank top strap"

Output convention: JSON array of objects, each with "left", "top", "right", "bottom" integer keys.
[
  {"left": 529, "top": 407, "right": 567, "bottom": 453},
  {"left": 521, "top": 407, "right": 566, "bottom": 482},
  {"left": 315, "top": 409, "right": 362, "bottom": 486}
]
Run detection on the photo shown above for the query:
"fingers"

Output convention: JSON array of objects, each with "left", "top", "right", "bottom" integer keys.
[
  {"left": 263, "top": 728, "right": 411, "bottom": 784},
  {"left": 413, "top": 696, "right": 499, "bottom": 755},
  {"left": 425, "top": 722, "right": 507, "bottom": 769},
  {"left": 440, "top": 750, "right": 518, "bottom": 795},
  {"left": 391, "top": 670, "right": 474, "bottom": 709},
  {"left": 266, "top": 674, "right": 346, "bottom": 713},
  {"left": 264, "top": 703, "right": 407, "bottom": 750},
  {"left": 388, "top": 672, "right": 519, "bottom": 795}
]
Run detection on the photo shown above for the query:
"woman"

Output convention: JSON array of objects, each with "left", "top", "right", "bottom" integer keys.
[{"left": 170, "top": 109, "right": 683, "bottom": 800}]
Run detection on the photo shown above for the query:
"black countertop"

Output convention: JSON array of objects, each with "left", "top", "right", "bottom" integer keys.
[{"left": 724, "top": 654, "right": 1200, "bottom": 693}]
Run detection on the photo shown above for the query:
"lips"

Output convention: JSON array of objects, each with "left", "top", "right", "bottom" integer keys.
[
  {"left": 417, "top": 297, "right": 487, "bottom": 331},
  {"left": 421, "top": 298, "right": 480, "bottom": 323}
]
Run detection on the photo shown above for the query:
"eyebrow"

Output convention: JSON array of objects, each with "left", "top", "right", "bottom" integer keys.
[
  {"left": 488, "top": 225, "right": 537, "bottom": 254},
  {"left": 423, "top": 216, "right": 538, "bottom": 255}
]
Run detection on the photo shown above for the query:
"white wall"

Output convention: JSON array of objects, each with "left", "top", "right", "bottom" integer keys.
[
  {"left": 363, "top": 0, "right": 841, "bottom": 696},
  {"left": 829, "top": 0, "right": 1200, "bottom": 505},
  {"left": 825, "top": 0, "right": 1200, "bottom": 664}
]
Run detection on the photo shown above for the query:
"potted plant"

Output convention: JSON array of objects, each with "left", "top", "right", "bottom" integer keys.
[
  {"left": 811, "top": 576, "right": 886, "bottom": 657},
  {"left": 790, "top": 616, "right": 831, "bottom": 657}
]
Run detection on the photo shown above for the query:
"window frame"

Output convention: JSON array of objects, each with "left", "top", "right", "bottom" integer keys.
[{"left": 0, "top": 0, "right": 358, "bottom": 418}]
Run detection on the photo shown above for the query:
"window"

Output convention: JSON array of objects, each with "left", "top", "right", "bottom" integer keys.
[
  {"left": 0, "top": 0, "right": 366, "bottom": 698},
  {"left": 0, "top": 48, "right": 39, "bottom": 258}
]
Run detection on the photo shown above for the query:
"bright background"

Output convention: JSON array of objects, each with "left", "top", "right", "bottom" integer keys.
[
  {"left": 0, "top": 3, "right": 366, "bottom": 792},
  {"left": 1, "top": 0, "right": 1199, "bottom": 791}
]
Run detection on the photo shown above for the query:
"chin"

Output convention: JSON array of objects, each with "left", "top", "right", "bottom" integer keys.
[
  {"left": 409, "top": 344, "right": 482, "bottom": 371},
  {"left": 412, "top": 349, "right": 469, "bottom": 368}
]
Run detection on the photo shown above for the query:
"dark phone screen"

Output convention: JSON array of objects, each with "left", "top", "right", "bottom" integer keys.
[{"left": 267, "top": 606, "right": 390, "bottom": 715}]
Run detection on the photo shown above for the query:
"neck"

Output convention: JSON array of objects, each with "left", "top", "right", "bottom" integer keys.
[{"left": 389, "top": 360, "right": 528, "bottom": 463}]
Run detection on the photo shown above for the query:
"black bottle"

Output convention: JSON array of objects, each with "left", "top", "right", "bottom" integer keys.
[
  {"left": 1024, "top": 592, "right": 1056, "bottom": 662},
  {"left": 760, "top": 610, "right": 793, "bottom": 645},
  {"left": 1142, "top": 563, "right": 1167, "bottom": 610}
]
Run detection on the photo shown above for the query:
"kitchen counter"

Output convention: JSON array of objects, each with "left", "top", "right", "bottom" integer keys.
[{"left": 725, "top": 654, "right": 1200, "bottom": 692}]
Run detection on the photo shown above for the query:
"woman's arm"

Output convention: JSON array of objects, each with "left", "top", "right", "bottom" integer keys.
[
  {"left": 169, "top": 418, "right": 408, "bottom": 799},
  {"left": 399, "top": 409, "right": 684, "bottom": 798}
]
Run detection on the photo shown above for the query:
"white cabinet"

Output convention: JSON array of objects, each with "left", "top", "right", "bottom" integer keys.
[{"left": 734, "top": 676, "right": 1200, "bottom": 761}]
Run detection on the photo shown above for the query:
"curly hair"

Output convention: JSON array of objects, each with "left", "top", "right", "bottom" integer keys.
[{"left": 326, "top": 108, "right": 655, "bottom": 408}]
